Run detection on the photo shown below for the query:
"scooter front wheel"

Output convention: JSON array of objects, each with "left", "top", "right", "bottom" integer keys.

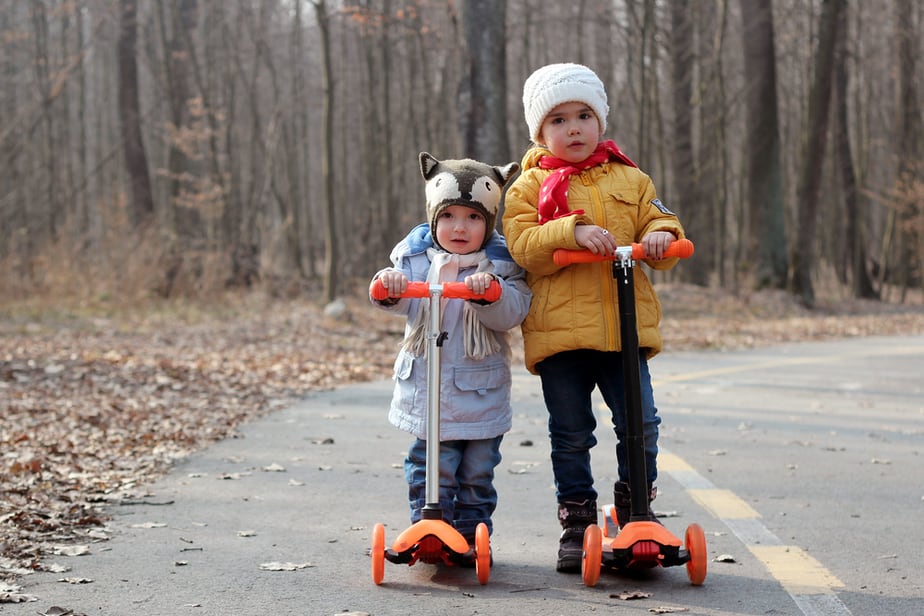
[
  {"left": 581, "top": 524, "right": 603, "bottom": 587},
  {"left": 475, "top": 522, "right": 491, "bottom": 584},
  {"left": 685, "top": 523, "right": 707, "bottom": 585},
  {"left": 371, "top": 523, "right": 386, "bottom": 585}
]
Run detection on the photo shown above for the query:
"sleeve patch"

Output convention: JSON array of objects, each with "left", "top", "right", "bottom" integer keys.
[{"left": 651, "top": 198, "right": 675, "bottom": 215}]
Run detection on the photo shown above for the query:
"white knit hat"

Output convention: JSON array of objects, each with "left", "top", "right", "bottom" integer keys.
[{"left": 522, "top": 63, "right": 608, "bottom": 144}]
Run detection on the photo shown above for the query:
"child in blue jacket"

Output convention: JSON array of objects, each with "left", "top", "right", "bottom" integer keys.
[{"left": 370, "top": 152, "right": 531, "bottom": 546}]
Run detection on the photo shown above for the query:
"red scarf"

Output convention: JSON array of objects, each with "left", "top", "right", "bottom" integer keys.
[{"left": 537, "top": 140, "right": 637, "bottom": 224}]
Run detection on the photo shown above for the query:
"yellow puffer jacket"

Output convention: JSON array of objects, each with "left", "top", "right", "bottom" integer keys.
[{"left": 502, "top": 146, "right": 685, "bottom": 374}]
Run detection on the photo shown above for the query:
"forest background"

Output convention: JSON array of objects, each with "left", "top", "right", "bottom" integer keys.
[
  {"left": 0, "top": 0, "right": 922, "bottom": 307},
  {"left": 2, "top": 0, "right": 924, "bottom": 592}
]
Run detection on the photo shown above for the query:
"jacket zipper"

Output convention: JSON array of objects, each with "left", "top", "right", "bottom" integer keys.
[{"left": 583, "top": 172, "right": 619, "bottom": 350}]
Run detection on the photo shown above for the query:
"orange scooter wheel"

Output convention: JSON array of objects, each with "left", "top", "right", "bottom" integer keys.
[
  {"left": 685, "top": 523, "right": 707, "bottom": 585},
  {"left": 371, "top": 523, "right": 386, "bottom": 585},
  {"left": 581, "top": 524, "right": 603, "bottom": 587},
  {"left": 474, "top": 523, "right": 491, "bottom": 584}
]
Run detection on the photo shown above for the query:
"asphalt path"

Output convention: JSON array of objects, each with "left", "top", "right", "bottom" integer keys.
[{"left": 8, "top": 335, "right": 923, "bottom": 616}]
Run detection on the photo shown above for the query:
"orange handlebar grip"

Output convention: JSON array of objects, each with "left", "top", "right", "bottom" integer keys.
[
  {"left": 371, "top": 279, "right": 502, "bottom": 302},
  {"left": 370, "top": 278, "right": 389, "bottom": 300},
  {"left": 554, "top": 239, "right": 695, "bottom": 266},
  {"left": 552, "top": 250, "right": 604, "bottom": 266},
  {"left": 633, "top": 238, "right": 695, "bottom": 260}
]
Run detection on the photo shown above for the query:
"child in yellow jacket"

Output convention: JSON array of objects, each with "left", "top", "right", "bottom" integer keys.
[{"left": 502, "top": 63, "right": 685, "bottom": 573}]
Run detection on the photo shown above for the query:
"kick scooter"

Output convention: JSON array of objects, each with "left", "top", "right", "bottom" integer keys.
[
  {"left": 368, "top": 279, "right": 501, "bottom": 585},
  {"left": 553, "top": 238, "right": 707, "bottom": 587}
]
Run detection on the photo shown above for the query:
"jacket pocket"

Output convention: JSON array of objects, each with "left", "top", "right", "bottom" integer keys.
[
  {"left": 393, "top": 350, "right": 414, "bottom": 381},
  {"left": 453, "top": 363, "right": 506, "bottom": 395},
  {"left": 606, "top": 192, "right": 639, "bottom": 245}
]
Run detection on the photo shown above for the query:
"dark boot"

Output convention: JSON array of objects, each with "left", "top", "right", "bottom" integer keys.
[
  {"left": 613, "top": 481, "right": 631, "bottom": 529},
  {"left": 556, "top": 499, "right": 597, "bottom": 573},
  {"left": 613, "top": 481, "right": 660, "bottom": 528}
]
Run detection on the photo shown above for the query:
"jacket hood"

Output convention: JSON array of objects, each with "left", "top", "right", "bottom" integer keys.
[
  {"left": 520, "top": 146, "right": 552, "bottom": 171},
  {"left": 390, "top": 223, "right": 515, "bottom": 266}
]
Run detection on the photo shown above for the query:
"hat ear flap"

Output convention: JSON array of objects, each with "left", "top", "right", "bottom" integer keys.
[{"left": 419, "top": 152, "right": 440, "bottom": 180}]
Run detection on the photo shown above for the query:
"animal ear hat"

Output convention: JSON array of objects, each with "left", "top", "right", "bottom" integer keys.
[{"left": 419, "top": 152, "right": 519, "bottom": 249}]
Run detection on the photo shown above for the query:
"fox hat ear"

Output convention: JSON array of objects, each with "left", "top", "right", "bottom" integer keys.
[
  {"left": 418, "top": 152, "right": 519, "bottom": 249},
  {"left": 419, "top": 151, "right": 441, "bottom": 180},
  {"left": 493, "top": 162, "right": 520, "bottom": 186}
]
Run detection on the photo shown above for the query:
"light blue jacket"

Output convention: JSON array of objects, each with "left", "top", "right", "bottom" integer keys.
[{"left": 371, "top": 224, "right": 532, "bottom": 440}]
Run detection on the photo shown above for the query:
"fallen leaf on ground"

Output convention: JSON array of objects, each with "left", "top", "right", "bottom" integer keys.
[
  {"left": 50, "top": 545, "right": 90, "bottom": 556},
  {"left": 611, "top": 589, "right": 652, "bottom": 600},
  {"left": 37, "top": 607, "right": 77, "bottom": 615},
  {"left": 0, "top": 583, "right": 38, "bottom": 603},
  {"left": 258, "top": 561, "right": 314, "bottom": 571}
]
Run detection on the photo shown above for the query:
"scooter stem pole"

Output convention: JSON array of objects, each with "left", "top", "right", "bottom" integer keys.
[
  {"left": 423, "top": 286, "right": 444, "bottom": 518},
  {"left": 613, "top": 256, "right": 651, "bottom": 522}
]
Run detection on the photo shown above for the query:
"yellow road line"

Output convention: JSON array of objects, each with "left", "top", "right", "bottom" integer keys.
[
  {"left": 689, "top": 488, "right": 761, "bottom": 519},
  {"left": 657, "top": 451, "right": 695, "bottom": 472},
  {"left": 662, "top": 449, "right": 849, "bottom": 612},
  {"left": 749, "top": 545, "right": 845, "bottom": 595}
]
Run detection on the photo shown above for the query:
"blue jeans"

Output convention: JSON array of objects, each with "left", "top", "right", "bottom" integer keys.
[
  {"left": 536, "top": 349, "right": 661, "bottom": 503},
  {"left": 404, "top": 436, "right": 503, "bottom": 540}
]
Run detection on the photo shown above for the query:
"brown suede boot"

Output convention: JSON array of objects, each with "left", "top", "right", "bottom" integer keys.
[{"left": 556, "top": 499, "right": 597, "bottom": 573}]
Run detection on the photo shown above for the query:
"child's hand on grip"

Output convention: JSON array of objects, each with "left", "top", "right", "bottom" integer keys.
[
  {"left": 373, "top": 269, "right": 408, "bottom": 298},
  {"left": 640, "top": 231, "right": 677, "bottom": 260}
]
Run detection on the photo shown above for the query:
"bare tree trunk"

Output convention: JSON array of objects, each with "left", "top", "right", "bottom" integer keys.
[
  {"left": 892, "top": 0, "right": 922, "bottom": 299},
  {"left": 59, "top": 7, "right": 76, "bottom": 229},
  {"left": 295, "top": 0, "right": 316, "bottom": 280},
  {"left": 117, "top": 0, "right": 154, "bottom": 228},
  {"left": 31, "top": 1, "right": 61, "bottom": 240},
  {"left": 380, "top": 0, "right": 398, "bottom": 247},
  {"left": 832, "top": 0, "right": 877, "bottom": 299},
  {"left": 669, "top": 0, "right": 709, "bottom": 285},
  {"left": 459, "top": 0, "right": 510, "bottom": 171},
  {"left": 738, "top": 0, "right": 788, "bottom": 290},
  {"left": 313, "top": 0, "right": 339, "bottom": 303},
  {"left": 154, "top": 0, "right": 202, "bottom": 296},
  {"left": 790, "top": 0, "right": 843, "bottom": 307},
  {"left": 697, "top": 0, "right": 731, "bottom": 288},
  {"left": 156, "top": 0, "right": 202, "bottom": 242},
  {"left": 1, "top": 5, "right": 26, "bottom": 265},
  {"left": 76, "top": 4, "right": 90, "bottom": 243},
  {"left": 625, "top": 0, "right": 656, "bottom": 166},
  {"left": 285, "top": 0, "right": 307, "bottom": 280},
  {"left": 172, "top": 1, "right": 234, "bottom": 283}
]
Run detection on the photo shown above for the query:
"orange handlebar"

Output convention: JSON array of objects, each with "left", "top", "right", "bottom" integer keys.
[
  {"left": 553, "top": 238, "right": 695, "bottom": 266},
  {"left": 371, "top": 279, "right": 502, "bottom": 302}
]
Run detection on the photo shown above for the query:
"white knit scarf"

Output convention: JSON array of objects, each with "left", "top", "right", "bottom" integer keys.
[{"left": 402, "top": 248, "right": 500, "bottom": 360}]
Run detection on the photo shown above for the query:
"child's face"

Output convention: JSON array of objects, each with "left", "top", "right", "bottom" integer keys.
[
  {"left": 434, "top": 205, "right": 487, "bottom": 254},
  {"left": 537, "top": 101, "right": 601, "bottom": 163}
]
